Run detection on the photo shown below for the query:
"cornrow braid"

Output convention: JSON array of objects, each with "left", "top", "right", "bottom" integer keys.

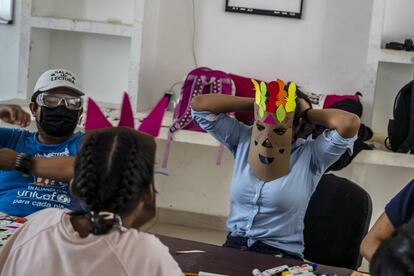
[
  {"left": 74, "top": 134, "right": 100, "bottom": 208},
  {"left": 103, "top": 134, "right": 147, "bottom": 214},
  {"left": 71, "top": 128, "right": 155, "bottom": 235}
]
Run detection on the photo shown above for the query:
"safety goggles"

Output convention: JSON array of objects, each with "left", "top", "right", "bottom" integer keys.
[{"left": 36, "top": 93, "right": 83, "bottom": 111}]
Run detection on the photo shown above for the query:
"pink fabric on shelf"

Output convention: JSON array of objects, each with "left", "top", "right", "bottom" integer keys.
[{"left": 323, "top": 93, "right": 361, "bottom": 109}]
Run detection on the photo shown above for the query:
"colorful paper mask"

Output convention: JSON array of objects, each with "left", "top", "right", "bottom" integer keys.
[
  {"left": 248, "top": 80, "right": 297, "bottom": 181},
  {"left": 84, "top": 92, "right": 170, "bottom": 137}
]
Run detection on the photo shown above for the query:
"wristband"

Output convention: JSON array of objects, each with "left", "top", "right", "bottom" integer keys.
[{"left": 15, "top": 153, "right": 33, "bottom": 176}]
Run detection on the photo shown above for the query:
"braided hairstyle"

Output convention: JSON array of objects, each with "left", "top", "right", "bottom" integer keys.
[
  {"left": 370, "top": 220, "right": 414, "bottom": 276},
  {"left": 71, "top": 127, "right": 156, "bottom": 235}
]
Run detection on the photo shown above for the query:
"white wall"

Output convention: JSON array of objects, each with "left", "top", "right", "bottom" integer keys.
[
  {"left": 140, "top": 0, "right": 197, "bottom": 106},
  {"left": 0, "top": 0, "right": 21, "bottom": 101},
  {"left": 138, "top": 0, "right": 162, "bottom": 109},
  {"left": 382, "top": 0, "right": 414, "bottom": 44},
  {"left": 28, "top": 29, "right": 131, "bottom": 105},
  {"left": 144, "top": 0, "right": 373, "bottom": 104}
]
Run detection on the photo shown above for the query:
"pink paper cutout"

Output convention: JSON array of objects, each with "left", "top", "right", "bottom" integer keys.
[
  {"left": 119, "top": 92, "right": 135, "bottom": 128},
  {"left": 264, "top": 114, "right": 276, "bottom": 125},
  {"left": 84, "top": 98, "right": 112, "bottom": 131},
  {"left": 138, "top": 94, "right": 171, "bottom": 137},
  {"left": 84, "top": 92, "right": 170, "bottom": 138}
]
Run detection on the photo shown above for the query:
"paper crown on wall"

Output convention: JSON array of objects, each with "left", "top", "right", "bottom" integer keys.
[
  {"left": 84, "top": 92, "right": 171, "bottom": 137},
  {"left": 252, "top": 79, "right": 297, "bottom": 123}
]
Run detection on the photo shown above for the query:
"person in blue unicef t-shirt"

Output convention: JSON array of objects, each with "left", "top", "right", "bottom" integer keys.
[{"left": 0, "top": 69, "right": 85, "bottom": 217}]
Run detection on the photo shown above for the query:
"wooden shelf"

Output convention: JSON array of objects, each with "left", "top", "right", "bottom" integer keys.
[
  {"left": 30, "top": 16, "right": 139, "bottom": 37},
  {"left": 378, "top": 49, "right": 414, "bottom": 65}
]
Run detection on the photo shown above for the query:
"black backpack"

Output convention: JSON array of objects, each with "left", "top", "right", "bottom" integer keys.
[{"left": 386, "top": 80, "right": 414, "bottom": 153}]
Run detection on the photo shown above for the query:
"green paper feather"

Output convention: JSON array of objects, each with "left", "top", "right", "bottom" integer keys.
[
  {"left": 276, "top": 105, "right": 286, "bottom": 123},
  {"left": 259, "top": 81, "right": 267, "bottom": 110},
  {"left": 259, "top": 106, "right": 265, "bottom": 119},
  {"left": 260, "top": 81, "right": 267, "bottom": 97}
]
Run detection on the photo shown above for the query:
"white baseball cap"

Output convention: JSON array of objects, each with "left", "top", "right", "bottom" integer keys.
[{"left": 33, "top": 69, "right": 84, "bottom": 96}]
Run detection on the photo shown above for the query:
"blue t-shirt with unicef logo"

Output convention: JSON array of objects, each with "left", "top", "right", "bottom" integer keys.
[{"left": 0, "top": 128, "right": 84, "bottom": 217}]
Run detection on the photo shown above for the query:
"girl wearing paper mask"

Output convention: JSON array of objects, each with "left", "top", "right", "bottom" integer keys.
[{"left": 192, "top": 79, "right": 360, "bottom": 260}]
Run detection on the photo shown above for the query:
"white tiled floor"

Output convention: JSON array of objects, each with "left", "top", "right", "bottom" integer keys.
[{"left": 146, "top": 222, "right": 227, "bottom": 246}]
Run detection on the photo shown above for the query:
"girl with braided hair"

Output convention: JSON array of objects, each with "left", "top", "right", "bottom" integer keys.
[{"left": 0, "top": 128, "right": 183, "bottom": 276}]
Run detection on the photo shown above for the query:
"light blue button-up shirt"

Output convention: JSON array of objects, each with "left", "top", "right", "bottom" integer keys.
[{"left": 192, "top": 110, "right": 356, "bottom": 258}]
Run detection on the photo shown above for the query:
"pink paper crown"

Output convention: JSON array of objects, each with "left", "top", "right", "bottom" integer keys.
[{"left": 84, "top": 92, "right": 170, "bottom": 137}]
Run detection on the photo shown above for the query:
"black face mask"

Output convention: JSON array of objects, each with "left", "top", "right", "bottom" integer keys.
[{"left": 37, "top": 106, "right": 80, "bottom": 137}]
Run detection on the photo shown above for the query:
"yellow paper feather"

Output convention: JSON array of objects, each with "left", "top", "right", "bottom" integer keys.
[
  {"left": 285, "top": 82, "right": 297, "bottom": 112},
  {"left": 252, "top": 79, "right": 261, "bottom": 105}
]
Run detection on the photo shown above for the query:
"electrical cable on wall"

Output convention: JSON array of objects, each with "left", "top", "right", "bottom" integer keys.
[
  {"left": 192, "top": 0, "right": 198, "bottom": 67},
  {"left": 162, "top": 0, "right": 197, "bottom": 111},
  {"left": 164, "top": 81, "right": 183, "bottom": 111}
]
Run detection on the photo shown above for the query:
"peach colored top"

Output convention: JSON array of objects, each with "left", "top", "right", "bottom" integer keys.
[{"left": 0, "top": 208, "right": 182, "bottom": 276}]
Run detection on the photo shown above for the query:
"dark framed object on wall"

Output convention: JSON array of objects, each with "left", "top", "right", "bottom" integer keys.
[
  {"left": 0, "top": 0, "right": 14, "bottom": 24},
  {"left": 225, "top": 0, "right": 304, "bottom": 19}
]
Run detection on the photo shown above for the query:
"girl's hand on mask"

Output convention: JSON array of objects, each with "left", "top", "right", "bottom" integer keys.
[{"left": 0, "top": 104, "right": 31, "bottom": 128}]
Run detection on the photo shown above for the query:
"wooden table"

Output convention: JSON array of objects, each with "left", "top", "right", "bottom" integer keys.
[{"left": 159, "top": 235, "right": 355, "bottom": 276}]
